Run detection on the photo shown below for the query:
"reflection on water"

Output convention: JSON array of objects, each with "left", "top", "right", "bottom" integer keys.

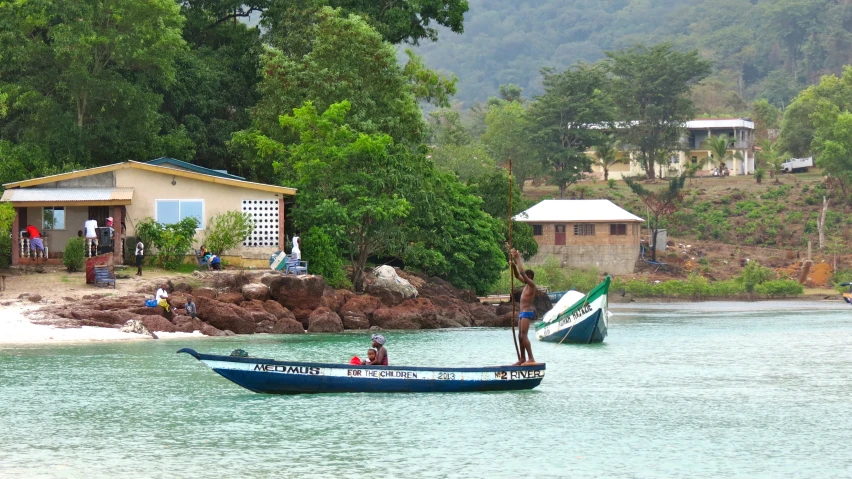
[{"left": 1, "top": 301, "right": 850, "bottom": 479}]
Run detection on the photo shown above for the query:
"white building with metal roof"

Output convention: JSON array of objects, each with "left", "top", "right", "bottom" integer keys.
[{"left": 515, "top": 199, "right": 644, "bottom": 275}]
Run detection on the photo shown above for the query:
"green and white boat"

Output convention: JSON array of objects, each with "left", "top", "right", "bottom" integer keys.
[{"left": 535, "top": 276, "right": 610, "bottom": 344}]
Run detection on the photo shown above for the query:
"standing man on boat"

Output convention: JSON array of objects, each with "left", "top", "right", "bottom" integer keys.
[{"left": 510, "top": 248, "right": 537, "bottom": 365}]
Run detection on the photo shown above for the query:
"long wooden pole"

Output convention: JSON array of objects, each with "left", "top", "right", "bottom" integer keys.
[{"left": 509, "top": 159, "right": 520, "bottom": 362}]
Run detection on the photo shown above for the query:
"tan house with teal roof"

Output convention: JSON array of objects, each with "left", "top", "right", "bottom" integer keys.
[{"left": 1, "top": 158, "right": 296, "bottom": 267}]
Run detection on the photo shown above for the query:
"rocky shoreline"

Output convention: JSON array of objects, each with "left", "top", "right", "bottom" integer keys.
[{"left": 38, "top": 269, "right": 553, "bottom": 337}]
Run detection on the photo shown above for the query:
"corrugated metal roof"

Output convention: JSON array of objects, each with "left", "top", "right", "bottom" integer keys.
[
  {"left": 0, "top": 187, "right": 134, "bottom": 203},
  {"left": 514, "top": 199, "right": 644, "bottom": 223}
]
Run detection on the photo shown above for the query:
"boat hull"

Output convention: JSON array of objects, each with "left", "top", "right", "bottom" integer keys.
[
  {"left": 178, "top": 349, "right": 545, "bottom": 394},
  {"left": 535, "top": 277, "right": 609, "bottom": 344}
]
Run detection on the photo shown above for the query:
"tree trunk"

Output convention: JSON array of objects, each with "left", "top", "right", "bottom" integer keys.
[
  {"left": 604, "top": 169, "right": 608, "bottom": 181},
  {"left": 817, "top": 195, "right": 828, "bottom": 251},
  {"left": 351, "top": 243, "right": 371, "bottom": 292},
  {"left": 646, "top": 158, "right": 656, "bottom": 180},
  {"left": 76, "top": 93, "right": 87, "bottom": 128},
  {"left": 558, "top": 184, "right": 566, "bottom": 199}
]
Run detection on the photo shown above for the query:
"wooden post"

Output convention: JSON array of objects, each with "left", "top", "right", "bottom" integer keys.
[
  {"left": 11, "top": 207, "right": 20, "bottom": 266},
  {"left": 808, "top": 240, "right": 812, "bottom": 262},
  {"left": 112, "top": 205, "right": 123, "bottom": 265}
]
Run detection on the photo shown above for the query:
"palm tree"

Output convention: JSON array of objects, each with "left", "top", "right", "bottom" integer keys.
[
  {"left": 702, "top": 135, "right": 743, "bottom": 175},
  {"left": 756, "top": 139, "right": 784, "bottom": 184},
  {"left": 592, "top": 140, "right": 623, "bottom": 181}
]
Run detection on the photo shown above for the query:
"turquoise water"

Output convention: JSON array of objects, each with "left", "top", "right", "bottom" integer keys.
[{"left": 1, "top": 301, "right": 851, "bottom": 479}]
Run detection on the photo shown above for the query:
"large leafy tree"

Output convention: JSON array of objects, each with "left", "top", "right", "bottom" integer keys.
[
  {"left": 481, "top": 99, "right": 540, "bottom": 190},
  {"left": 623, "top": 174, "right": 687, "bottom": 262},
  {"left": 606, "top": 44, "right": 711, "bottom": 179},
  {"left": 0, "top": 0, "right": 186, "bottom": 177},
  {"left": 467, "top": 171, "right": 538, "bottom": 262},
  {"left": 780, "top": 66, "right": 852, "bottom": 158},
  {"left": 159, "top": 1, "right": 265, "bottom": 176},
  {"left": 278, "top": 101, "right": 413, "bottom": 292},
  {"left": 247, "top": 8, "right": 453, "bottom": 146},
  {"left": 811, "top": 104, "right": 852, "bottom": 197},
  {"left": 526, "top": 65, "right": 614, "bottom": 197}
]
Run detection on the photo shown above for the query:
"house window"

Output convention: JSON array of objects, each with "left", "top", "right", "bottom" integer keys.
[
  {"left": 42, "top": 207, "right": 66, "bottom": 230},
  {"left": 156, "top": 200, "right": 204, "bottom": 228},
  {"left": 610, "top": 224, "right": 627, "bottom": 235},
  {"left": 532, "top": 225, "right": 543, "bottom": 236},
  {"left": 691, "top": 156, "right": 698, "bottom": 164},
  {"left": 573, "top": 224, "right": 595, "bottom": 236}
]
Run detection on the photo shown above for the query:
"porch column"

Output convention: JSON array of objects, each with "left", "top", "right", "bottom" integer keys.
[
  {"left": 11, "top": 207, "right": 20, "bottom": 265},
  {"left": 112, "top": 205, "right": 123, "bottom": 264},
  {"left": 278, "top": 197, "right": 286, "bottom": 252}
]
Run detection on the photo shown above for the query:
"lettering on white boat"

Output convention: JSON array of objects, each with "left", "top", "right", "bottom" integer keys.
[
  {"left": 346, "top": 369, "right": 418, "bottom": 379},
  {"left": 558, "top": 304, "right": 593, "bottom": 327},
  {"left": 437, "top": 372, "right": 456, "bottom": 380},
  {"left": 495, "top": 371, "right": 507, "bottom": 380},
  {"left": 253, "top": 364, "right": 321, "bottom": 375},
  {"left": 509, "top": 370, "right": 544, "bottom": 379}
]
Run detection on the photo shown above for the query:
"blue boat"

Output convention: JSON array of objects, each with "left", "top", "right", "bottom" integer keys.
[
  {"left": 535, "top": 276, "right": 610, "bottom": 344},
  {"left": 178, "top": 348, "right": 545, "bottom": 394}
]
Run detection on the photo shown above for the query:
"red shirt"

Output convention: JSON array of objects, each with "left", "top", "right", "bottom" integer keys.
[{"left": 26, "top": 225, "right": 40, "bottom": 239}]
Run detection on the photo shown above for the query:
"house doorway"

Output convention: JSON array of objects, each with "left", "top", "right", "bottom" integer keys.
[{"left": 555, "top": 225, "right": 566, "bottom": 245}]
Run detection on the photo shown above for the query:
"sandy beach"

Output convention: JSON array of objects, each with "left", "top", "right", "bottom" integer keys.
[{"left": 0, "top": 302, "right": 204, "bottom": 344}]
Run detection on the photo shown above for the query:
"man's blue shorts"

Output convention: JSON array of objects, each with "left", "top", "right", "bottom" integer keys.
[{"left": 518, "top": 311, "right": 535, "bottom": 320}]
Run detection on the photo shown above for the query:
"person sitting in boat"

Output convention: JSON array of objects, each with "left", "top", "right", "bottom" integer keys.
[
  {"left": 361, "top": 348, "right": 377, "bottom": 365},
  {"left": 370, "top": 334, "right": 388, "bottom": 365},
  {"left": 510, "top": 248, "right": 537, "bottom": 366}
]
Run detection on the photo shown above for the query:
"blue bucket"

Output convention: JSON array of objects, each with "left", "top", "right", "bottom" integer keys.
[{"left": 145, "top": 299, "right": 158, "bottom": 308}]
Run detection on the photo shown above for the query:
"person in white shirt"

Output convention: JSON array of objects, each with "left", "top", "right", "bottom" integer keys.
[
  {"left": 155, "top": 283, "right": 170, "bottom": 312},
  {"left": 135, "top": 241, "right": 144, "bottom": 276},
  {"left": 83, "top": 217, "right": 98, "bottom": 256},
  {"left": 291, "top": 235, "right": 301, "bottom": 260}
]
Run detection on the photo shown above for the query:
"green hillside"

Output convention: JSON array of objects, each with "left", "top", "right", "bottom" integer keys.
[{"left": 411, "top": 0, "right": 852, "bottom": 109}]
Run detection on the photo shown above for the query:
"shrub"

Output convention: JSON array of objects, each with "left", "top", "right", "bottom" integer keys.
[
  {"left": 607, "top": 178, "right": 616, "bottom": 189},
  {"left": 63, "top": 237, "right": 86, "bottom": 272},
  {"left": 0, "top": 202, "right": 13, "bottom": 268},
  {"left": 755, "top": 280, "right": 803, "bottom": 297},
  {"left": 755, "top": 168, "right": 765, "bottom": 183},
  {"left": 740, "top": 261, "right": 775, "bottom": 298},
  {"left": 301, "top": 227, "right": 350, "bottom": 289},
  {"left": 0, "top": 234, "right": 10, "bottom": 269},
  {"left": 204, "top": 211, "right": 255, "bottom": 255},
  {"left": 834, "top": 269, "right": 852, "bottom": 293},
  {"left": 135, "top": 217, "right": 199, "bottom": 270}
]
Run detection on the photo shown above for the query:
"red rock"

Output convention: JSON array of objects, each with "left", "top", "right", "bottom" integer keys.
[
  {"left": 416, "top": 275, "right": 479, "bottom": 303},
  {"left": 371, "top": 298, "right": 441, "bottom": 330},
  {"left": 239, "top": 299, "right": 267, "bottom": 312},
  {"left": 196, "top": 296, "right": 256, "bottom": 334},
  {"left": 271, "top": 275, "right": 326, "bottom": 311},
  {"left": 469, "top": 303, "right": 508, "bottom": 327},
  {"left": 127, "top": 307, "right": 166, "bottom": 316},
  {"left": 172, "top": 282, "right": 193, "bottom": 293},
  {"left": 216, "top": 291, "right": 244, "bottom": 304},
  {"left": 291, "top": 308, "right": 313, "bottom": 329},
  {"left": 242, "top": 283, "right": 270, "bottom": 302},
  {"left": 70, "top": 310, "right": 127, "bottom": 325},
  {"left": 307, "top": 307, "right": 344, "bottom": 333},
  {"left": 193, "top": 287, "right": 216, "bottom": 299},
  {"left": 256, "top": 317, "right": 305, "bottom": 334},
  {"left": 200, "top": 324, "right": 226, "bottom": 337},
  {"left": 173, "top": 315, "right": 205, "bottom": 333},
  {"left": 319, "top": 288, "right": 350, "bottom": 313},
  {"left": 139, "top": 316, "right": 176, "bottom": 333},
  {"left": 261, "top": 300, "right": 296, "bottom": 321},
  {"left": 430, "top": 295, "right": 475, "bottom": 327},
  {"left": 340, "top": 295, "right": 382, "bottom": 316},
  {"left": 341, "top": 311, "right": 370, "bottom": 330}
]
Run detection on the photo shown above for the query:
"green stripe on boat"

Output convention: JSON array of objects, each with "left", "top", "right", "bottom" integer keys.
[{"left": 534, "top": 276, "right": 610, "bottom": 331}]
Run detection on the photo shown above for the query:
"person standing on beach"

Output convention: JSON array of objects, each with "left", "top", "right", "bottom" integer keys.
[
  {"left": 135, "top": 241, "right": 144, "bottom": 276},
  {"left": 510, "top": 248, "right": 537, "bottom": 365}
]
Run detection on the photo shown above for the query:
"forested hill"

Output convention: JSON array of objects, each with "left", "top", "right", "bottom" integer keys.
[{"left": 410, "top": 0, "right": 852, "bottom": 110}]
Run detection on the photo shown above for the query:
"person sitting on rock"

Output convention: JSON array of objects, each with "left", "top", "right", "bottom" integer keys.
[
  {"left": 185, "top": 297, "right": 197, "bottom": 319},
  {"left": 361, "top": 348, "right": 377, "bottom": 365},
  {"left": 155, "top": 283, "right": 171, "bottom": 313},
  {"left": 371, "top": 334, "right": 388, "bottom": 366}
]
